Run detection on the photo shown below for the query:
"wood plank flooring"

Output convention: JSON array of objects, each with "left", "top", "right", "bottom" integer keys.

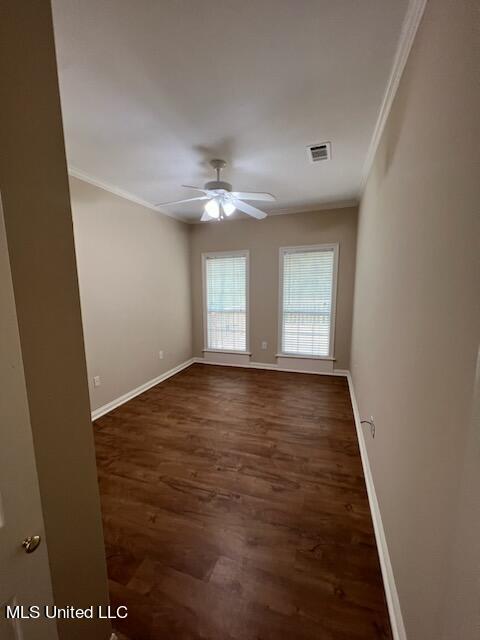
[{"left": 94, "top": 363, "right": 391, "bottom": 640}]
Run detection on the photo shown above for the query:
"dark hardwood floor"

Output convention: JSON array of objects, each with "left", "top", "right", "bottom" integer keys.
[{"left": 94, "top": 363, "right": 391, "bottom": 640}]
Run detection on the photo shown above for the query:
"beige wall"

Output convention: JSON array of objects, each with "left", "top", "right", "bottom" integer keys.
[
  {"left": 190, "top": 208, "right": 357, "bottom": 368},
  {"left": 70, "top": 177, "right": 192, "bottom": 411},
  {"left": 350, "top": 1, "right": 480, "bottom": 638},
  {"left": 0, "top": 1, "right": 110, "bottom": 638}
]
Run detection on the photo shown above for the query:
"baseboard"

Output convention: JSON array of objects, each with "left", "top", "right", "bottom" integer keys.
[
  {"left": 345, "top": 372, "right": 406, "bottom": 640},
  {"left": 193, "top": 357, "right": 348, "bottom": 377},
  {"left": 91, "top": 358, "right": 195, "bottom": 420}
]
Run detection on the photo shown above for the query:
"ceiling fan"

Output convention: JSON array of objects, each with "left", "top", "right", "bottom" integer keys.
[{"left": 156, "top": 159, "right": 275, "bottom": 221}]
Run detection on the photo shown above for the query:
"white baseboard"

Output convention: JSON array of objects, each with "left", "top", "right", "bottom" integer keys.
[
  {"left": 346, "top": 372, "right": 406, "bottom": 640},
  {"left": 193, "top": 357, "right": 348, "bottom": 377},
  {"left": 91, "top": 358, "right": 195, "bottom": 421}
]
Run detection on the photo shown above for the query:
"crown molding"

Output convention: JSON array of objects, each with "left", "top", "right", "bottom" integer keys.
[
  {"left": 68, "top": 166, "right": 188, "bottom": 222},
  {"left": 360, "top": 0, "right": 428, "bottom": 193},
  {"left": 68, "top": 166, "right": 356, "bottom": 224},
  {"left": 68, "top": 0, "right": 427, "bottom": 222},
  {"left": 267, "top": 199, "right": 359, "bottom": 216}
]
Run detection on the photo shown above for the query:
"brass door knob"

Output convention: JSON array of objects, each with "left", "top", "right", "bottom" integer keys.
[{"left": 22, "top": 535, "right": 41, "bottom": 554}]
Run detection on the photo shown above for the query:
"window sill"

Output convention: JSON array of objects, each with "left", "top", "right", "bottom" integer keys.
[
  {"left": 275, "top": 353, "right": 335, "bottom": 361},
  {"left": 203, "top": 349, "right": 252, "bottom": 356},
  {"left": 202, "top": 351, "right": 252, "bottom": 367},
  {"left": 276, "top": 354, "right": 334, "bottom": 374}
]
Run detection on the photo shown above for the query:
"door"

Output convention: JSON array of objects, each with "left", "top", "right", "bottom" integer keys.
[{"left": 0, "top": 197, "right": 58, "bottom": 640}]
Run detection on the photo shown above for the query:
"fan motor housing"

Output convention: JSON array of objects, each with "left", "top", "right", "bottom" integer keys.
[{"left": 204, "top": 180, "right": 232, "bottom": 192}]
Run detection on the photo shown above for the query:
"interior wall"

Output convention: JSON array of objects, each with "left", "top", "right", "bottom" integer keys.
[
  {"left": 70, "top": 177, "right": 192, "bottom": 411},
  {"left": 0, "top": 1, "right": 110, "bottom": 638},
  {"left": 350, "top": 1, "right": 480, "bottom": 638},
  {"left": 190, "top": 207, "right": 357, "bottom": 368}
]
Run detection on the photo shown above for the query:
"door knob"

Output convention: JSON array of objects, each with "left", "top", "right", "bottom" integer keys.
[{"left": 22, "top": 535, "right": 41, "bottom": 554}]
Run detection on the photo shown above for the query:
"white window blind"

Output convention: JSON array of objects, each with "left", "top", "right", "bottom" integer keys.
[
  {"left": 280, "top": 246, "right": 336, "bottom": 357},
  {"left": 204, "top": 253, "right": 247, "bottom": 352}
]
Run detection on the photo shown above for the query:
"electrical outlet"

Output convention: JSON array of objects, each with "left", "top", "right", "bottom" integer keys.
[
  {"left": 159, "top": 350, "right": 164, "bottom": 360},
  {"left": 261, "top": 341, "right": 268, "bottom": 350},
  {"left": 93, "top": 375, "right": 101, "bottom": 388}
]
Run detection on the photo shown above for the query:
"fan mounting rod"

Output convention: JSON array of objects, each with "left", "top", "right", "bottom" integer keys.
[{"left": 205, "top": 159, "right": 231, "bottom": 192}]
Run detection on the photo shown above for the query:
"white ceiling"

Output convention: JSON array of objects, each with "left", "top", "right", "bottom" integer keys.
[{"left": 52, "top": 0, "right": 409, "bottom": 221}]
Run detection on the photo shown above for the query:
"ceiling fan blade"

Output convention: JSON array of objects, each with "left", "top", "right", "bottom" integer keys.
[
  {"left": 155, "top": 196, "right": 208, "bottom": 207},
  {"left": 230, "top": 191, "right": 276, "bottom": 202},
  {"left": 181, "top": 185, "right": 209, "bottom": 194},
  {"left": 200, "top": 210, "right": 211, "bottom": 222},
  {"left": 232, "top": 198, "right": 267, "bottom": 220}
]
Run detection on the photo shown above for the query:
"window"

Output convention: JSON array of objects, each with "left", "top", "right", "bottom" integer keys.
[
  {"left": 279, "top": 244, "right": 338, "bottom": 358},
  {"left": 203, "top": 251, "right": 248, "bottom": 352}
]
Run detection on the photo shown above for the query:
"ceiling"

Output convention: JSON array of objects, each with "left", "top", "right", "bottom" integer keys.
[{"left": 52, "top": 0, "right": 409, "bottom": 221}]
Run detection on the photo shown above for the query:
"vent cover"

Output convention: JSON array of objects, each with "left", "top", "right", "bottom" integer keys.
[{"left": 307, "top": 142, "right": 331, "bottom": 163}]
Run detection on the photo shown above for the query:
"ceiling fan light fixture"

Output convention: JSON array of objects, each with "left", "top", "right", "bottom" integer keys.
[
  {"left": 159, "top": 160, "right": 272, "bottom": 221},
  {"left": 204, "top": 198, "right": 220, "bottom": 219},
  {"left": 222, "top": 200, "right": 236, "bottom": 216}
]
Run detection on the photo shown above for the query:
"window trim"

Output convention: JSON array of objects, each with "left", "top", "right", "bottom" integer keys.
[
  {"left": 277, "top": 243, "right": 339, "bottom": 360},
  {"left": 202, "top": 250, "right": 250, "bottom": 354}
]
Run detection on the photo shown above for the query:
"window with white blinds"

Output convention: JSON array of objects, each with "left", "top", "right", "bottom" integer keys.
[
  {"left": 280, "top": 245, "right": 338, "bottom": 358},
  {"left": 203, "top": 252, "right": 248, "bottom": 352}
]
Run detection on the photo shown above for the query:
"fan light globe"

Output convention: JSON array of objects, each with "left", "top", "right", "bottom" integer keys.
[
  {"left": 222, "top": 201, "right": 236, "bottom": 216},
  {"left": 205, "top": 198, "right": 220, "bottom": 219}
]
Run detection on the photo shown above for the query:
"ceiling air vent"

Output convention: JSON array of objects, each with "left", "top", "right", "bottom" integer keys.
[{"left": 307, "top": 142, "right": 331, "bottom": 163}]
